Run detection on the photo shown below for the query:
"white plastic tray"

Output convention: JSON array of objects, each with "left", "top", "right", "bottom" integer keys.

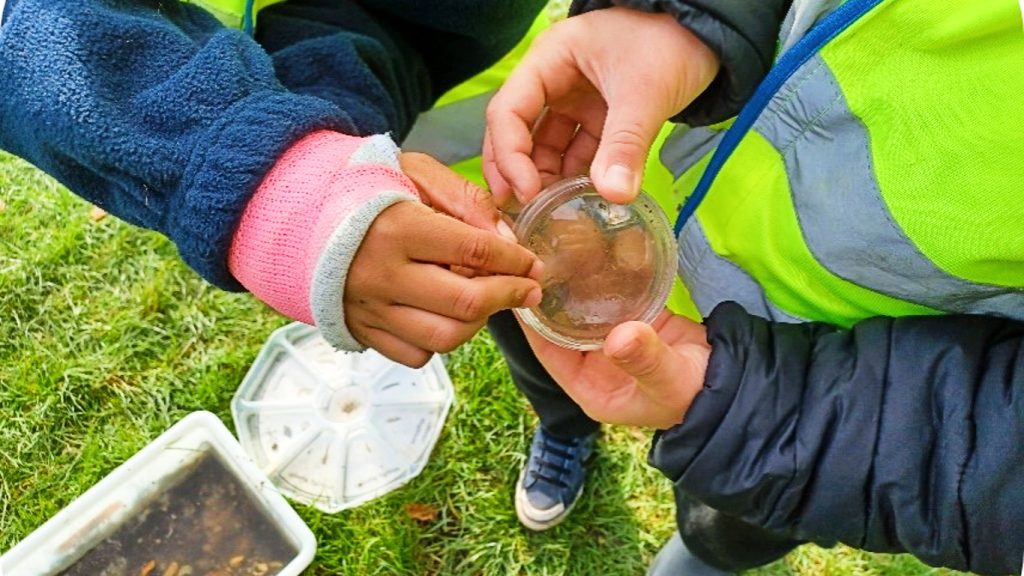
[
  {"left": 231, "top": 323, "right": 454, "bottom": 513},
  {"left": 0, "top": 411, "right": 315, "bottom": 576}
]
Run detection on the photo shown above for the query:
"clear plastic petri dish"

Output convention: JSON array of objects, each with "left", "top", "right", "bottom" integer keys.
[{"left": 512, "top": 176, "right": 677, "bottom": 351}]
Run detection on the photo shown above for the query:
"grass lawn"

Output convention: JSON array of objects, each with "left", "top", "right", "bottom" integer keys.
[{"left": 0, "top": 150, "right": 975, "bottom": 576}]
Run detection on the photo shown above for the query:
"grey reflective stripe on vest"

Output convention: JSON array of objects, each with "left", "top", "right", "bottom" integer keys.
[
  {"left": 402, "top": 90, "right": 493, "bottom": 165},
  {"left": 661, "top": 121, "right": 802, "bottom": 321},
  {"left": 660, "top": 126, "right": 723, "bottom": 181},
  {"left": 678, "top": 219, "right": 807, "bottom": 323},
  {"left": 752, "top": 54, "right": 1024, "bottom": 319}
]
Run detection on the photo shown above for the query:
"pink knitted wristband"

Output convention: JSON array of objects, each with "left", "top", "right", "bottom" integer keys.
[{"left": 228, "top": 130, "right": 419, "bottom": 325}]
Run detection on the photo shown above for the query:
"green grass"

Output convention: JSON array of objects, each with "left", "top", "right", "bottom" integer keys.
[{"left": 0, "top": 150, "right": 973, "bottom": 576}]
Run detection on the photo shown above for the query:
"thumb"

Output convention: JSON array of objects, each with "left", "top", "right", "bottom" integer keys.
[
  {"left": 603, "top": 321, "right": 682, "bottom": 389},
  {"left": 590, "top": 95, "right": 662, "bottom": 204}
]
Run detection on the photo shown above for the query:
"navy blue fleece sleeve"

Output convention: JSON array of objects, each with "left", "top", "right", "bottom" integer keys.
[
  {"left": 0, "top": 0, "right": 544, "bottom": 289},
  {"left": 254, "top": 0, "right": 546, "bottom": 140},
  {"left": 354, "top": 0, "right": 547, "bottom": 95},
  {"left": 0, "top": 0, "right": 355, "bottom": 289},
  {"left": 651, "top": 302, "right": 1024, "bottom": 575}
]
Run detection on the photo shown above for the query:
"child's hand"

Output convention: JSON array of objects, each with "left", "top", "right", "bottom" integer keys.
[
  {"left": 520, "top": 309, "right": 711, "bottom": 429},
  {"left": 484, "top": 7, "right": 719, "bottom": 205},
  {"left": 231, "top": 133, "right": 542, "bottom": 368},
  {"left": 345, "top": 154, "right": 543, "bottom": 367}
]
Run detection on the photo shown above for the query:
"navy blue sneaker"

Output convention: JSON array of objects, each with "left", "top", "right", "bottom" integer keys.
[{"left": 515, "top": 426, "right": 597, "bottom": 531}]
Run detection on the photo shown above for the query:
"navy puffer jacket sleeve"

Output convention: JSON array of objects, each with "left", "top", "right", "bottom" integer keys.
[{"left": 653, "top": 302, "right": 1024, "bottom": 575}]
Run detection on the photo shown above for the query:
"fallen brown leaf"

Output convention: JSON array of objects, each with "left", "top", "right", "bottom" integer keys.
[{"left": 404, "top": 502, "right": 439, "bottom": 523}]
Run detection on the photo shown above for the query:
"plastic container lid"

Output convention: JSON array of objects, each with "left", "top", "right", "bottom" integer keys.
[
  {"left": 512, "top": 176, "right": 676, "bottom": 350},
  {"left": 231, "top": 323, "right": 454, "bottom": 513},
  {"left": 0, "top": 411, "right": 316, "bottom": 576}
]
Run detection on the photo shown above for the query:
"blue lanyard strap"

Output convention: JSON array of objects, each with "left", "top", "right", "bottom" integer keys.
[
  {"left": 674, "top": 0, "right": 886, "bottom": 236},
  {"left": 242, "top": 0, "right": 256, "bottom": 35}
]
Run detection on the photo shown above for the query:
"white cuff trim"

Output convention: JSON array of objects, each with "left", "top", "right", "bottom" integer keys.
[{"left": 309, "top": 191, "right": 417, "bottom": 352}]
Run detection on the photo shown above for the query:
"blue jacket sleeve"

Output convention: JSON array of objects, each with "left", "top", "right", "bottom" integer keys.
[
  {"left": 651, "top": 302, "right": 1024, "bottom": 575},
  {"left": 253, "top": 0, "right": 546, "bottom": 140},
  {"left": 0, "top": 0, "right": 354, "bottom": 289},
  {"left": 0, "top": 0, "right": 543, "bottom": 290}
]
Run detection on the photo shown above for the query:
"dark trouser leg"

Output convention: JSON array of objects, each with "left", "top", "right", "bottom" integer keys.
[
  {"left": 675, "top": 488, "right": 803, "bottom": 572},
  {"left": 647, "top": 531, "right": 731, "bottom": 576},
  {"left": 487, "top": 309, "right": 600, "bottom": 438}
]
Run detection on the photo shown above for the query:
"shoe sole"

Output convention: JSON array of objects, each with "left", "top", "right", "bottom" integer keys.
[{"left": 514, "top": 468, "right": 584, "bottom": 532}]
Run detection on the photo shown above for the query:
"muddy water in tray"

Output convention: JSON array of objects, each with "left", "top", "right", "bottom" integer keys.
[{"left": 60, "top": 452, "right": 296, "bottom": 576}]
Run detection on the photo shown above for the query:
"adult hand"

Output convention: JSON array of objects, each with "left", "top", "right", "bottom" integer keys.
[
  {"left": 484, "top": 7, "right": 719, "bottom": 206},
  {"left": 521, "top": 310, "right": 711, "bottom": 429},
  {"left": 345, "top": 153, "right": 543, "bottom": 367}
]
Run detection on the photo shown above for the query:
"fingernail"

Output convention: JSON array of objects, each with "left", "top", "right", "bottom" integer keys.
[
  {"left": 496, "top": 219, "right": 517, "bottom": 242},
  {"left": 502, "top": 196, "right": 525, "bottom": 218},
  {"left": 611, "top": 338, "right": 640, "bottom": 361},
  {"left": 528, "top": 259, "right": 545, "bottom": 281},
  {"left": 604, "top": 164, "right": 637, "bottom": 198},
  {"left": 523, "top": 287, "right": 542, "bottom": 308},
  {"left": 513, "top": 187, "right": 532, "bottom": 207}
]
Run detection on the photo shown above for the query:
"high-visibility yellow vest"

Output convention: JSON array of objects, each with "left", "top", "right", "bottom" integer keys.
[
  {"left": 353, "top": 0, "right": 1024, "bottom": 326},
  {"left": 660, "top": 0, "right": 1024, "bottom": 326}
]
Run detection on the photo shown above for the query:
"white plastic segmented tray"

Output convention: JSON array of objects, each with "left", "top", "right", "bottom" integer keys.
[{"left": 231, "top": 323, "right": 454, "bottom": 513}]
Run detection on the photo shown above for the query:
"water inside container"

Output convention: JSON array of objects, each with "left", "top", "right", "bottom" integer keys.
[
  {"left": 512, "top": 176, "right": 675, "bottom": 350},
  {"left": 526, "top": 195, "right": 658, "bottom": 340},
  {"left": 58, "top": 451, "right": 297, "bottom": 576}
]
